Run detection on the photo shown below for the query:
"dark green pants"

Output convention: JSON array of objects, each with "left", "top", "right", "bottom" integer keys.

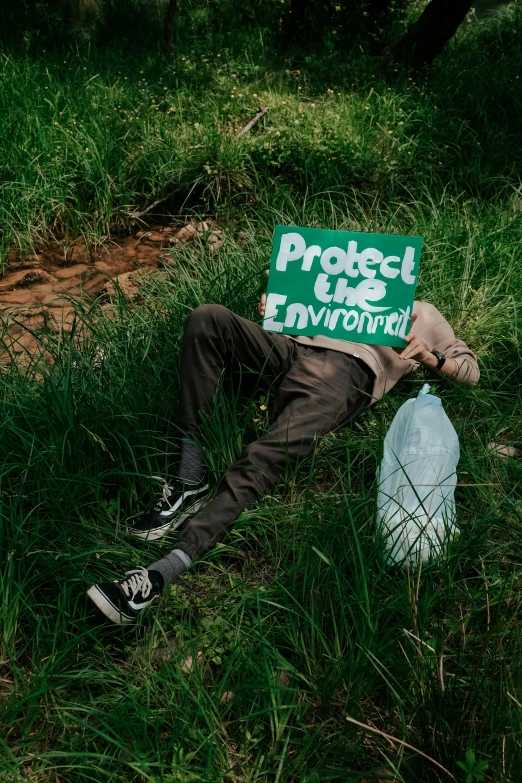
[{"left": 176, "top": 305, "right": 374, "bottom": 562}]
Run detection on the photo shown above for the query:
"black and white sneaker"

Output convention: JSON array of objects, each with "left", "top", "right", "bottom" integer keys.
[
  {"left": 87, "top": 567, "right": 163, "bottom": 625},
  {"left": 129, "top": 477, "right": 209, "bottom": 541}
]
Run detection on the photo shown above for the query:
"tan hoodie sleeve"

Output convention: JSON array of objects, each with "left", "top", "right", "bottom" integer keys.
[{"left": 417, "top": 303, "right": 480, "bottom": 387}]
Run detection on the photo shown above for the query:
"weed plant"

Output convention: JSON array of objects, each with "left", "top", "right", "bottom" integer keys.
[{"left": 0, "top": 4, "right": 522, "bottom": 782}]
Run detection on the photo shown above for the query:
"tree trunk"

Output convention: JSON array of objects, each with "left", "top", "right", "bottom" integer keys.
[
  {"left": 383, "top": 0, "right": 475, "bottom": 69},
  {"left": 280, "top": 0, "right": 309, "bottom": 48},
  {"left": 163, "top": 0, "right": 177, "bottom": 53},
  {"left": 69, "top": 0, "right": 102, "bottom": 40}
]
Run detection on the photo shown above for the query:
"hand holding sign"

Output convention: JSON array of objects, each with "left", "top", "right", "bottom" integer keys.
[
  {"left": 262, "top": 225, "right": 422, "bottom": 348},
  {"left": 393, "top": 313, "right": 432, "bottom": 363},
  {"left": 257, "top": 270, "right": 269, "bottom": 317}
]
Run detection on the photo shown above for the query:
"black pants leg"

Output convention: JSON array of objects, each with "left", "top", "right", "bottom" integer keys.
[
  {"left": 175, "top": 309, "right": 374, "bottom": 561},
  {"left": 177, "top": 304, "right": 301, "bottom": 438}
]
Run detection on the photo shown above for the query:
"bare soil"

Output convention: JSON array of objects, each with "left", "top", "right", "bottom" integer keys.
[{"left": 0, "top": 221, "right": 221, "bottom": 364}]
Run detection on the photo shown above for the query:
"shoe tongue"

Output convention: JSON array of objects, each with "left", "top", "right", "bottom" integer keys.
[{"left": 147, "top": 569, "right": 164, "bottom": 591}]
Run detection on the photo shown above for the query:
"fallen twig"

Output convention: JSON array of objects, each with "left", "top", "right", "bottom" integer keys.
[
  {"left": 345, "top": 716, "right": 456, "bottom": 780},
  {"left": 126, "top": 191, "right": 178, "bottom": 220},
  {"left": 439, "top": 648, "right": 445, "bottom": 693},
  {"left": 236, "top": 106, "right": 268, "bottom": 138},
  {"left": 127, "top": 110, "right": 267, "bottom": 219},
  {"left": 403, "top": 628, "right": 436, "bottom": 655},
  {"left": 480, "top": 556, "right": 491, "bottom": 633},
  {"left": 507, "top": 691, "right": 522, "bottom": 709}
]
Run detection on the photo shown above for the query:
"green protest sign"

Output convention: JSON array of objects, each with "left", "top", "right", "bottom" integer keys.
[{"left": 262, "top": 225, "right": 423, "bottom": 348}]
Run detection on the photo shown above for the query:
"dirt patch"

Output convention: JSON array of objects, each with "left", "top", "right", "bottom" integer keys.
[
  {"left": 102, "top": 269, "right": 160, "bottom": 301},
  {"left": 0, "top": 220, "right": 221, "bottom": 364}
]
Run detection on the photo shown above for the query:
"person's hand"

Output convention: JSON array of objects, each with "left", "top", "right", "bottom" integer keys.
[
  {"left": 393, "top": 313, "right": 435, "bottom": 365},
  {"left": 257, "top": 270, "right": 269, "bottom": 317}
]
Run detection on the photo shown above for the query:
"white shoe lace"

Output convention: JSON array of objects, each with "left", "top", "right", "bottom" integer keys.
[
  {"left": 120, "top": 568, "right": 152, "bottom": 600},
  {"left": 151, "top": 476, "right": 175, "bottom": 511}
]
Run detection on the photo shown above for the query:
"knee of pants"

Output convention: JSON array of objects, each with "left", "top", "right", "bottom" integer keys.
[
  {"left": 185, "top": 304, "right": 232, "bottom": 336},
  {"left": 222, "top": 443, "right": 284, "bottom": 500},
  {"left": 221, "top": 466, "right": 272, "bottom": 505}
]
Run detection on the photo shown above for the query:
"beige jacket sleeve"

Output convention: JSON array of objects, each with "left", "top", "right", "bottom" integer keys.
[{"left": 416, "top": 303, "right": 480, "bottom": 387}]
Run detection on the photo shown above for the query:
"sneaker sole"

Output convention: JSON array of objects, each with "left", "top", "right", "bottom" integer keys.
[
  {"left": 87, "top": 585, "right": 134, "bottom": 625},
  {"left": 130, "top": 497, "right": 209, "bottom": 541}
]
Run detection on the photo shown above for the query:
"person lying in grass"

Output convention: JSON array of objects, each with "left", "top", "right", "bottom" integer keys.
[{"left": 87, "top": 278, "right": 479, "bottom": 624}]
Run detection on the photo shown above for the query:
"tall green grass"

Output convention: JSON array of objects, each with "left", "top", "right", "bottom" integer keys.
[
  {"left": 1, "top": 5, "right": 522, "bottom": 782},
  {"left": 1, "top": 3, "right": 522, "bottom": 260}
]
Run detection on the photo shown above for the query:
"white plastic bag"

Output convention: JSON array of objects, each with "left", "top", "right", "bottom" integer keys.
[{"left": 376, "top": 384, "right": 460, "bottom": 567}]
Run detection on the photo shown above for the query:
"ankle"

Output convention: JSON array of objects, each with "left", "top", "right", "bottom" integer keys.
[
  {"left": 147, "top": 549, "right": 192, "bottom": 587},
  {"left": 179, "top": 438, "right": 205, "bottom": 484},
  {"left": 147, "top": 569, "right": 165, "bottom": 592}
]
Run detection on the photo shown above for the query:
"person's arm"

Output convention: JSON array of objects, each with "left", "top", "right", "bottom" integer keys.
[{"left": 395, "top": 313, "right": 479, "bottom": 386}]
